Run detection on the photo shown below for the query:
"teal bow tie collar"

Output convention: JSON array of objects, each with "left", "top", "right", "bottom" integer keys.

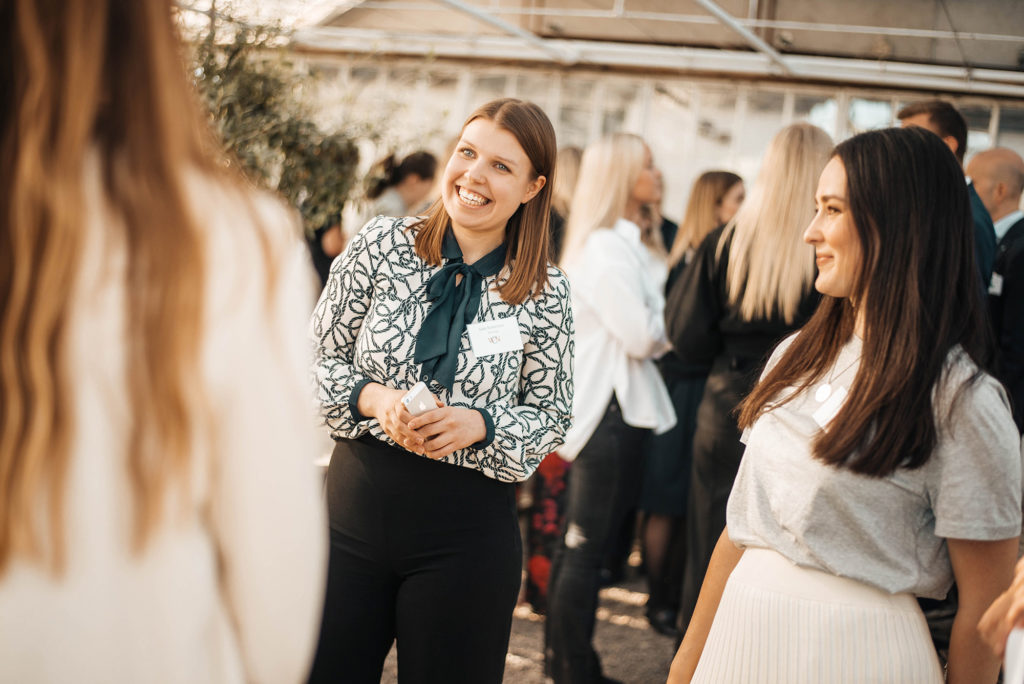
[{"left": 413, "top": 229, "right": 507, "bottom": 390}]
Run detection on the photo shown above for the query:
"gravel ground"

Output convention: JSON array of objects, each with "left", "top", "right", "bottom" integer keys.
[{"left": 381, "top": 574, "right": 677, "bottom": 683}]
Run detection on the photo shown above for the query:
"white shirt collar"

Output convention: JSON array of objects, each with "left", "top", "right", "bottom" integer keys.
[
  {"left": 613, "top": 217, "right": 643, "bottom": 247},
  {"left": 995, "top": 209, "right": 1024, "bottom": 242}
]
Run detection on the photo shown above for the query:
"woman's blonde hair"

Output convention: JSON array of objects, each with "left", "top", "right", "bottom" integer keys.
[
  {"left": 551, "top": 146, "right": 582, "bottom": 218},
  {"left": 561, "top": 133, "right": 665, "bottom": 266},
  {"left": 1, "top": 0, "right": 224, "bottom": 573},
  {"left": 669, "top": 171, "right": 742, "bottom": 268},
  {"left": 723, "top": 123, "right": 833, "bottom": 323}
]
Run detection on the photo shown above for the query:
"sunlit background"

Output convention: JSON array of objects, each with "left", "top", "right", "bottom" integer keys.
[{"left": 177, "top": 0, "right": 1024, "bottom": 228}]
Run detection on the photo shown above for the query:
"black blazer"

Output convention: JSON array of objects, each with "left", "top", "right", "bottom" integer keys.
[{"left": 989, "top": 215, "right": 1024, "bottom": 431}]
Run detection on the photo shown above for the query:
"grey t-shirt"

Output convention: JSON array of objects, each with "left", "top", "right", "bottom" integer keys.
[{"left": 728, "top": 334, "right": 1022, "bottom": 599}]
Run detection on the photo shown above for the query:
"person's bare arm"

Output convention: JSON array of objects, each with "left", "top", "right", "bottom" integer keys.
[
  {"left": 947, "top": 537, "right": 1018, "bottom": 684},
  {"left": 980, "top": 555, "right": 1024, "bottom": 657},
  {"left": 667, "top": 529, "right": 744, "bottom": 684}
]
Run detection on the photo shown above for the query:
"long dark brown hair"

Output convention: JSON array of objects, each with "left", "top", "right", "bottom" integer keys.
[
  {"left": 738, "top": 126, "right": 991, "bottom": 477},
  {"left": 414, "top": 98, "right": 556, "bottom": 305},
  {"left": 1, "top": 0, "right": 224, "bottom": 572}
]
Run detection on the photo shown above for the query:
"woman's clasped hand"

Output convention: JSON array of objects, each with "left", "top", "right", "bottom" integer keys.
[{"left": 357, "top": 382, "right": 488, "bottom": 459}]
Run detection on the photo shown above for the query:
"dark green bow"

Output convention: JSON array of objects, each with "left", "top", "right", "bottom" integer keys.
[{"left": 414, "top": 229, "right": 507, "bottom": 390}]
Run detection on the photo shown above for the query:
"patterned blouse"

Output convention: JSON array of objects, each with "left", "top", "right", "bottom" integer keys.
[{"left": 311, "top": 216, "right": 575, "bottom": 482}]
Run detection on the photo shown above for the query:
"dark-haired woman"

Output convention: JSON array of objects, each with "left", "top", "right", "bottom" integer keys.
[
  {"left": 668, "top": 126, "right": 1021, "bottom": 684},
  {"left": 308, "top": 99, "right": 573, "bottom": 683},
  {"left": 366, "top": 150, "right": 438, "bottom": 217}
]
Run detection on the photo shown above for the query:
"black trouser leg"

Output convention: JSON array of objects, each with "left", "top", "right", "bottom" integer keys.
[
  {"left": 310, "top": 436, "right": 520, "bottom": 684},
  {"left": 545, "top": 399, "right": 647, "bottom": 684},
  {"left": 307, "top": 526, "right": 398, "bottom": 683}
]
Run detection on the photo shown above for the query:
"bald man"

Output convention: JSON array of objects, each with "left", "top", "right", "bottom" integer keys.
[{"left": 968, "top": 147, "right": 1024, "bottom": 431}]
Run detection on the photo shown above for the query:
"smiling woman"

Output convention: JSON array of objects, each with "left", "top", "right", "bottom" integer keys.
[
  {"left": 670, "top": 127, "right": 1020, "bottom": 684},
  {"left": 308, "top": 99, "right": 574, "bottom": 683}
]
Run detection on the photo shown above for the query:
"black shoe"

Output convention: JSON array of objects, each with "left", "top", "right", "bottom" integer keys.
[{"left": 647, "top": 608, "right": 681, "bottom": 639}]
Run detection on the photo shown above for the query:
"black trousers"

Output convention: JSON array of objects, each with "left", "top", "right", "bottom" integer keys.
[
  {"left": 308, "top": 435, "right": 522, "bottom": 684},
  {"left": 544, "top": 398, "right": 647, "bottom": 684},
  {"left": 678, "top": 367, "right": 748, "bottom": 638}
]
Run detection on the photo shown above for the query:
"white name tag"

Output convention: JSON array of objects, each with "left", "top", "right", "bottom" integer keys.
[
  {"left": 812, "top": 385, "right": 848, "bottom": 431},
  {"left": 467, "top": 317, "right": 522, "bottom": 358},
  {"left": 990, "top": 272, "right": 1004, "bottom": 296}
]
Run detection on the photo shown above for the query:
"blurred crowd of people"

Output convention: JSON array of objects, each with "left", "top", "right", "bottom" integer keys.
[{"left": 5, "top": 2, "right": 1024, "bottom": 684}]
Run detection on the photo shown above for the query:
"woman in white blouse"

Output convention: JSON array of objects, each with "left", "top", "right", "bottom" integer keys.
[
  {"left": 545, "top": 133, "right": 676, "bottom": 684},
  {"left": 0, "top": 2, "right": 327, "bottom": 682},
  {"left": 309, "top": 99, "right": 573, "bottom": 682},
  {"left": 669, "top": 126, "right": 1020, "bottom": 683}
]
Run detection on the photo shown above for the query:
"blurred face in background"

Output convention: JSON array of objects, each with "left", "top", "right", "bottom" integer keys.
[
  {"left": 717, "top": 181, "right": 745, "bottom": 225},
  {"left": 631, "top": 145, "right": 663, "bottom": 206}
]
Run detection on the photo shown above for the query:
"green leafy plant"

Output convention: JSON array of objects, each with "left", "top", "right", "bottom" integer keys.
[{"left": 190, "top": 20, "right": 358, "bottom": 235}]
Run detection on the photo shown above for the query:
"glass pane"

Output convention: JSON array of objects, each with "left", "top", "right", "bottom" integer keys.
[
  {"left": 794, "top": 94, "right": 837, "bottom": 140},
  {"left": 426, "top": 70, "right": 459, "bottom": 90},
  {"left": 388, "top": 66, "right": 421, "bottom": 89},
  {"left": 961, "top": 104, "right": 993, "bottom": 155},
  {"left": 694, "top": 88, "right": 736, "bottom": 168},
  {"left": 736, "top": 90, "right": 784, "bottom": 180},
  {"left": 350, "top": 65, "right": 380, "bottom": 83},
  {"left": 309, "top": 60, "right": 340, "bottom": 81},
  {"left": 468, "top": 74, "right": 508, "bottom": 109},
  {"left": 516, "top": 74, "right": 553, "bottom": 113},
  {"left": 559, "top": 78, "right": 595, "bottom": 149},
  {"left": 602, "top": 80, "right": 640, "bottom": 135},
  {"left": 847, "top": 98, "right": 892, "bottom": 133},
  {"left": 998, "top": 107, "right": 1024, "bottom": 161},
  {"left": 649, "top": 82, "right": 699, "bottom": 223}
]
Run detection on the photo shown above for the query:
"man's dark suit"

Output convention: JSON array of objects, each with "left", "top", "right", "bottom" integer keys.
[
  {"left": 989, "top": 214, "right": 1024, "bottom": 431},
  {"left": 970, "top": 183, "right": 997, "bottom": 288}
]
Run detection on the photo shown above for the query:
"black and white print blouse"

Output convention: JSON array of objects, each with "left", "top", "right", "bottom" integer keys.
[{"left": 311, "top": 216, "right": 575, "bottom": 482}]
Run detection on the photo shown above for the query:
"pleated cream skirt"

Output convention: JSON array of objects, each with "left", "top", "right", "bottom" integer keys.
[{"left": 692, "top": 547, "right": 944, "bottom": 684}]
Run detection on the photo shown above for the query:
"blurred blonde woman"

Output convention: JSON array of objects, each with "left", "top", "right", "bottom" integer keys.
[
  {"left": 0, "top": 2, "right": 326, "bottom": 682},
  {"left": 546, "top": 133, "right": 675, "bottom": 684},
  {"left": 638, "top": 170, "right": 743, "bottom": 638},
  {"left": 666, "top": 122, "right": 833, "bottom": 638},
  {"left": 549, "top": 145, "right": 582, "bottom": 260},
  {"left": 668, "top": 171, "right": 745, "bottom": 274}
]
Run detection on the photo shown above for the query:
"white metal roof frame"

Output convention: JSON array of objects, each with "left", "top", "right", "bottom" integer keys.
[{"left": 293, "top": 0, "right": 1024, "bottom": 99}]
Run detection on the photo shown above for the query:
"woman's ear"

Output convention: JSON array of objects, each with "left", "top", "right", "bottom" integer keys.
[{"left": 521, "top": 175, "right": 547, "bottom": 204}]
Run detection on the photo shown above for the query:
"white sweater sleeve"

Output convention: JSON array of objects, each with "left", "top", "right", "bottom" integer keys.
[
  {"left": 205, "top": 199, "right": 328, "bottom": 684},
  {"left": 571, "top": 231, "right": 669, "bottom": 360}
]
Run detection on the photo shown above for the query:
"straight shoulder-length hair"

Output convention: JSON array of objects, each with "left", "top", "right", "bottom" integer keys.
[
  {"left": 413, "top": 98, "right": 556, "bottom": 305},
  {"left": 669, "top": 170, "right": 742, "bottom": 268},
  {"left": 738, "top": 126, "right": 991, "bottom": 477},
  {"left": 723, "top": 123, "right": 833, "bottom": 323}
]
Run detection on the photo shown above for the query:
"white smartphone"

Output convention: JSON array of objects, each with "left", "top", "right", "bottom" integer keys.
[{"left": 401, "top": 381, "right": 435, "bottom": 416}]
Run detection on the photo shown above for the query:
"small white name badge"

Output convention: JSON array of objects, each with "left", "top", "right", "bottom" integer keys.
[
  {"left": 812, "top": 385, "right": 848, "bottom": 431},
  {"left": 467, "top": 317, "right": 522, "bottom": 358},
  {"left": 990, "top": 272, "right": 1004, "bottom": 296}
]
